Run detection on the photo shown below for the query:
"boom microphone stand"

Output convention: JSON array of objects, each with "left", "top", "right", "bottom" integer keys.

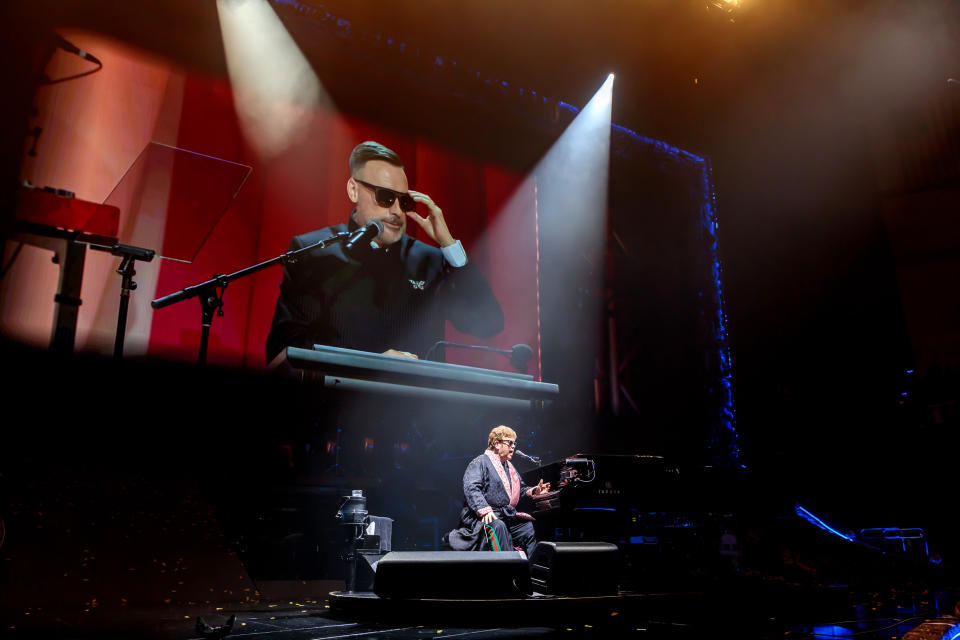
[{"left": 151, "top": 230, "right": 352, "bottom": 366}]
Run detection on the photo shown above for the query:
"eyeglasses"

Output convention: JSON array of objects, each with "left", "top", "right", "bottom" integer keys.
[
  {"left": 499, "top": 439, "right": 517, "bottom": 448},
  {"left": 354, "top": 179, "right": 417, "bottom": 213}
]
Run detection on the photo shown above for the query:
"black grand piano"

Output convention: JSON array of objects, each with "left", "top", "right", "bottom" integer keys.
[
  {"left": 520, "top": 453, "right": 755, "bottom": 517},
  {"left": 521, "top": 454, "right": 678, "bottom": 512},
  {"left": 519, "top": 455, "right": 756, "bottom": 590}
]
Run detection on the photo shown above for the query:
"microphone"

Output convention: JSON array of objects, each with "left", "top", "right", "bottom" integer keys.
[
  {"left": 54, "top": 34, "right": 102, "bottom": 66},
  {"left": 514, "top": 449, "right": 542, "bottom": 465},
  {"left": 508, "top": 344, "right": 533, "bottom": 372},
  {"left": 344, "top": 219, "right": 383, "bottom": 255},
  {"left": 423, "top": 341, "right": 535, "bottom": 373}
]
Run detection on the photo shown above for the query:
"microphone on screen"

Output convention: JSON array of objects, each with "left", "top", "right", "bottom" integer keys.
[{"left": 344, "top": 219, "right": 383, "bottom": 256}]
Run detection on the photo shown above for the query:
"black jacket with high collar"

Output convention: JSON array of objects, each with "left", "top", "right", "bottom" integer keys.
[{"left": 265, "top": 215, "right": 504, "bottom": 363}]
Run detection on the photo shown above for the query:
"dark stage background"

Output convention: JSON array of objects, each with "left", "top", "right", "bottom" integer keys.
[{"left": 1, "top": 0, "right": 959, "bottom": 613}]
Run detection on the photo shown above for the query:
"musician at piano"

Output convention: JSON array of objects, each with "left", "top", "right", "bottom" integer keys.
[
  {"left": 266, "top": 141, "right": 504, "bottom": 363},
  {"left": 446, "top": 426, "right": 551, "bottom": 556}
]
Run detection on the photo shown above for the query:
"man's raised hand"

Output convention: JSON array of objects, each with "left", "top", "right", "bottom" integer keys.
[
  {"left": 383, "top": 349, "right": 418, "bottom": 360},
  {"left": 532, "top": 479, "right": 551, "bottom": 495},
  {"left": 407, "top": 190, "right": 455, "bottom": 248}
]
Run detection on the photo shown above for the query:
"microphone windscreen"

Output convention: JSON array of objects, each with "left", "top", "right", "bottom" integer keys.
[
  {"left": 345, "top": 219, "right": 384, "bottom": 255},
  {"left": 509, "top": 344, "right": 534, "bottom": 372},
  {"left": 512, "top": 344, "right": 533, "bottom": 359}
]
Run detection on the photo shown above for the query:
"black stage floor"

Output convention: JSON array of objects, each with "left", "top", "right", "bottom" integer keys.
[
  {"left": 3, "top": 349, "right": 959, "bottom": 638},
  {"left": 4, "top": 583, "right": 959, "bottom": 640}
]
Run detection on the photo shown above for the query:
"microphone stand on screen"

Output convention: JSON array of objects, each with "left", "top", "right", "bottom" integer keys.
[
  {"left": 424, "top": 341, "right": 534, "bottom": 373},
  {"left": 150, "top": 221, "right": 383, "bottom": 366}
]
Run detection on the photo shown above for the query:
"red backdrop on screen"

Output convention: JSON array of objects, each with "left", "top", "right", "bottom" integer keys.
[{"left": 145, "top": 72, "right": 541, "bottom": 376}]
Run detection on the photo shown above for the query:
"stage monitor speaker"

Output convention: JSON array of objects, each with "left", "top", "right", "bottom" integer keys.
[
  {"left": 529, "top": 541, "right": 619, "bottom": 596},
  {"left": 373, "top": 551, "right": 531, "bottom": 599}
]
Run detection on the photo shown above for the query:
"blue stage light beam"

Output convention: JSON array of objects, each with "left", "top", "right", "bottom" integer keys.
[{"left": 795, "top": 504, "right": 855, "bottom": 542}]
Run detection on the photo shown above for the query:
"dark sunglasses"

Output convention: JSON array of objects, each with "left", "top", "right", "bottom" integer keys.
[{"left": 354, "top": 179, "right": 417, "bottom": 213}]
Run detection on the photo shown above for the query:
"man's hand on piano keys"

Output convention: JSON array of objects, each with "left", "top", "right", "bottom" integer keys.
[
  {"left": 531, "top": 479, "right": 551, "bottom": 495},
  {"left": 383, "top": 349, "right": 418, "bottom": 359}
]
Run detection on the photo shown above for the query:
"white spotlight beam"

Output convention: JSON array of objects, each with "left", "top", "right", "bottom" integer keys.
[
  {"left": 529, "top": 73, "right": 614, "bottom": 430},
  {"left": 442, "top": 75, "right": 614, "bottom": 379},
  {"left": 216, "top": 0, "right": 327, "bottom": 158},
  {"left": 537, "top": 74, "right": 614, "bottom": 262}
]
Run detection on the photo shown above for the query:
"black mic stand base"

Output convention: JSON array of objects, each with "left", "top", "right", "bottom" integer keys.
[{"left": 108, "top": 244, "right": 155, "bottom": 360}]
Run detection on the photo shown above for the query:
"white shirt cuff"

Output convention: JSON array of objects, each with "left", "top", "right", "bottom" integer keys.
[{"left": 441, "top": 240, "right": 467, "bottom": 267}]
